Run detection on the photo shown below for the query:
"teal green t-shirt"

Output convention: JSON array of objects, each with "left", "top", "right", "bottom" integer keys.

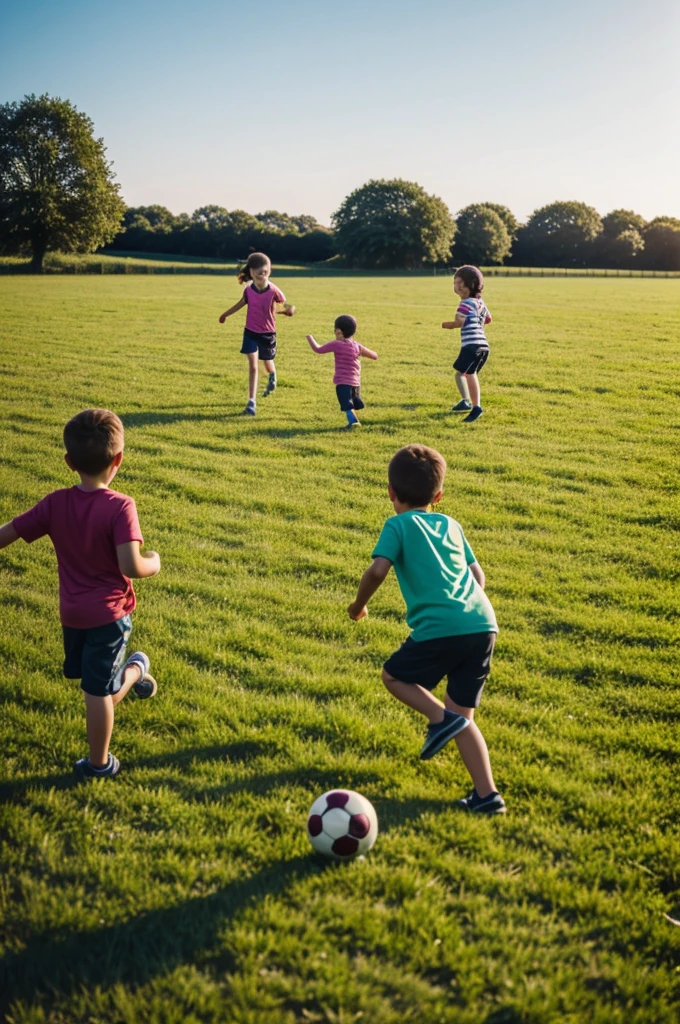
[{"left": 372, "top": 510, "right": 497, "bottom": 641}]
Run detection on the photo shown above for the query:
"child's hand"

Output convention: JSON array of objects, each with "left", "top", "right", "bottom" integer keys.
[
  {"left": 348, "top": 602, "right": 368, "bottom": 621},
  {"left": 441, "top": 321, "right": 456, "bottom": 329},
  {"left": 282, "top": 304, "right": 296, "bottom": 317},
  {"left": 219, "top": 313, "right": 227, "bottom": 324}
]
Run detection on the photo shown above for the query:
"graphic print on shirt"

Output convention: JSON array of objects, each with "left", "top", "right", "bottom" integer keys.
[{"left": 412, "top": 515, "right": 476, "bottom": 602}]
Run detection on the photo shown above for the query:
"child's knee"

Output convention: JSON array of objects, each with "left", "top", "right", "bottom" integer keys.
[{"left": 382, "top": 667, "right": 397, "bottom": 690}]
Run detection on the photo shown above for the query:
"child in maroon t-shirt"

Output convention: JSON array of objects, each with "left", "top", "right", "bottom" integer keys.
[{"left": 0, "top": 409, "right": 161, "bottom": 780}]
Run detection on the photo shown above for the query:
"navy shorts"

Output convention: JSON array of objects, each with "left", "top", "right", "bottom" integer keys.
[
  {"left": 336, "top": 384, "right": 365, "bottom": 412},
  {"left": 241, "top": 329, "right": 277, "bottom": 361},
  {"left": 383, "top": 631, "right": 496, "bottom": 708},
  {"left": 62, "top": 615, "right": 132, "bottom": 697},
  {"left": 454, "top": 346, "right": 489, "bottom": 375}
]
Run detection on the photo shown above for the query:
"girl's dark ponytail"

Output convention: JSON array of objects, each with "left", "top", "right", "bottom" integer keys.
[{"left": 237, "top": 252, "right": 270, "bottom": 285}]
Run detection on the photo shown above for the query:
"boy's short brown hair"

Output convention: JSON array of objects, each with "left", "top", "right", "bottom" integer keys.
[
  {"left": 388, "top": 445, "right": 447, "bottom": 507},
  {"left": 334, "top": 314, "right": 357, "bottom": 338},
  {"left": 63, "top": 409, "right": 124, "bottom": 475}
]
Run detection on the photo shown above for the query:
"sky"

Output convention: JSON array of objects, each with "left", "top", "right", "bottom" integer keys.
[{"left": 1, "top": 0, "right": 679, "bottom": 226}]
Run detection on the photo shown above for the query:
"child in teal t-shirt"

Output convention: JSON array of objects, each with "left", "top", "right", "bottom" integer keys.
[{"left": 348, "top": 444, "right": 504, "bottom": 815}]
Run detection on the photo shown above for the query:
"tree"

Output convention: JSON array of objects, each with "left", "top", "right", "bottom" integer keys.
[
  {"left": 642, "top": 218, "right": 680, "bottom": 271},
  {"left": 0, "top": 94, "right": 125, "bottom": 271},
  {"left": 453, "top": 204, "right": 511, "bottom": 265},
  {"left": 514, "top": 200, "right": 603, "bottom": 267},
  {"left": 481, "top": 203, "right": 519, "bottom": 242},
  {"left": 332, "top": 178, "right": 455, "bottom": 269},
  {"left": 592, "top": 208, "right": 646, "bottom": 268},
  {"left": 602, "top": 208, "right": 646, "bottom": 237}
]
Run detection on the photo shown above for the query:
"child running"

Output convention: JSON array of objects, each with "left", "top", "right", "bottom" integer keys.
[
  {"left": 441, "top": 264, "right": 492, "bottom": 423},
  {"left": 348, "top": 444, "right": 504, "bottom": 814},
  {"left": 219, "top": 252, "right": 295, "bottom": 416},
  {"left": 305, "top": 315, "right": 378, "bottom": 429},
  {"left": 0, "top": 409, "right": 161, "bottom": 780}
]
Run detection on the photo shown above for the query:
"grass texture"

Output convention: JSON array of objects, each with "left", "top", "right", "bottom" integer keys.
[{"left": 0, "top": 274, "right": 679, "bottom": 1023}]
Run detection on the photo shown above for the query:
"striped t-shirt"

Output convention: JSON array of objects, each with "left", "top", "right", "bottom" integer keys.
[
  {"left": 458, "top": 297, "right": 492, "bottom": 347},
  {"left": 243, "top": 282, "right": 285, "bottom": 334}
]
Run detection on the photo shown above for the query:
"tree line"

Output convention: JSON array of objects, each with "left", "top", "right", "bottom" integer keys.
[{"left": 2, "top": 94, "right": 679, "bottom": 272}]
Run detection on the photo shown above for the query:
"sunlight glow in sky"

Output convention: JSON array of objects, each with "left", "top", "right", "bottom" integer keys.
[{"left": 1, "top": 0, "right": 678, "bottom": 225}]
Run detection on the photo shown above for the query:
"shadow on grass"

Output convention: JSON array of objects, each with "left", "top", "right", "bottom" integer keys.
[
  {"left": 121, "top": 408, "right": 233, "bottom": 428},
  {"left": 0, "top": 742, "right": 456, "bottom": 1014}
]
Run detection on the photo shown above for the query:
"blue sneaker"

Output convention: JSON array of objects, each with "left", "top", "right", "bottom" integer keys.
[
  {"left": 455, "top": 789, "right": 506, "bottom": 814},
  {"left": 75, "top": 753, "right": 120, "bottom": 780},
  {"left": 243, "top": 401, "right": 256, "bottom": 416},
  {"left": 263, "top": 373, "right": 277, "bottom": 396},
  {"left": 463, "top": 405, "right": 483, "bottom": 423},
  {"left": 420, "top": 710, "right": 469, "bottom": 760},
  {"left": 116, "top": 651, "right": 157, "bottom": 698},
  {"left": 451, "top": 399, "right": 472, "bottom": 412}
]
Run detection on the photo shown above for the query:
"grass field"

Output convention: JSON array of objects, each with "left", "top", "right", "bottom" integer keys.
[{"left": 0, "top": 274, "right": 679, "bottom": 1023}]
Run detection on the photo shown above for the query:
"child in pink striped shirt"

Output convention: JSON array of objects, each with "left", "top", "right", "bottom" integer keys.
[{"left": 306, "top": 315, "right": 378, "bottom": 429}]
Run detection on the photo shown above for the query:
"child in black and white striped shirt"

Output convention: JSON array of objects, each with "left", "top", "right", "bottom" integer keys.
[{"left": 442, "top": 265, "right": 492, "bottom": 423}]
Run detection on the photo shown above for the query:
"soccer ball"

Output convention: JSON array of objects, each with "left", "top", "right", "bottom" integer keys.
[{"left": 307, "top": 789, "right": 378, "bottom": 860}]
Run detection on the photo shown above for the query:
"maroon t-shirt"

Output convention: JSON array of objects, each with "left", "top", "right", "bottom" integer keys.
[{"left": 13, "top": 486, "right": 143, "bottom": 629}]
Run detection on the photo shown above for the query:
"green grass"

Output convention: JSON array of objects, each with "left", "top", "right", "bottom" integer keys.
[{"left": 0, "top": 274, "right": 679, "bottom": 1023}]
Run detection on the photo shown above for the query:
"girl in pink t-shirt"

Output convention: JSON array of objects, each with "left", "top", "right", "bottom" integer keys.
[
  {"left": 219, "top": 252, "right": 295, "bottom": 416},
  {"left": 306, "top": 315, "right": 378, "bottom": 429}
]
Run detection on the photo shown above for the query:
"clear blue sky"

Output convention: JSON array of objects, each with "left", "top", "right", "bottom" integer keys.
[{"left": 1, "top": 0, "right": 678, "bottom": 226}]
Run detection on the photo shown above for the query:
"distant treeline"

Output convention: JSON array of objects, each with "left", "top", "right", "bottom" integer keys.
[
  {"left": 109, "top": 197, "right": 680, "bottom": 272},
  {"left": 107, "top": 206, "right": 336, "bottom": 264}
]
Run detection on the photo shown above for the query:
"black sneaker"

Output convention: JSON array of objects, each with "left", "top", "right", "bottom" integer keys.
[
  {"left": 74, "top": 753, "right": 120, "bottom": 780},
  {"left": 263, "top": 373, "right": 277, "bottom": 396},
  {"left": 455, "top": 788, "right": 506, "bottom": 814},
  {"left": 420, "top": 710, "right": 469, "bottom": 760},
  {"left": 451, "top": 399, "right": 472, "bottom": 412},
  {"left": 243, "top": 402, "right": 256, "bottom": 416},
  {"left": 463, "top": 405, "right": 483, "bottom": 423}
]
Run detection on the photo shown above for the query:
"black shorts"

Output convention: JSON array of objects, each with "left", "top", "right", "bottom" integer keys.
[
  {"left": 383, "top": 631, "right": 496, "bottom": 708},
  {"left": 241, "top": 329, "right": 277, "bottom": 361},
  {"left": 336, "top": 384, "right": 365, "bottom": 412},
  {"left": 453, "top": 346, "right": 489, "bottom": 375},
  {"left": 62, "top": 615, "right": 132, "bottom": 697}
]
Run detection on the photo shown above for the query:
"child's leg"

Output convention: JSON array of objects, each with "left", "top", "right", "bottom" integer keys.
[
  {"left": 263, "top": 358, "right": 277, "bottom": 395},
  {"left": 445, "top": 698, "right": 497, "bottom": 798},
  {"left": 84, "top": 692, "right": 115, "bottom": 767},
  {"left": 455, "top": 372, "right": 471, "bottom": 402},
  {"left": 382, "top": 669, "right": 445, "bottom": 723},
  {"left": 247, "top": 352, "right": 258, "bottom": 401},
  {"left": 467, "top": 373, "right": 481, "bottom": 407}
]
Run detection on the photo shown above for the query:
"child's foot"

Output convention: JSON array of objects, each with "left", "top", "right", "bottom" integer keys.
[
  {"left": 343, "top": 421, "right": 361, "bottom": 430},
  {"left": 455, "top": 788, "right": 506, "bottom": 814},
  {"left": 263, "top": 372, "right": 277, "bottom": 396},
  {"left": 451, "top": 399, "right": 472, "bottom": 412},
  {"left": 243, "top": 400, "right": 256, "bottom": 416},
  {"left": 463, "top": 405, "right": 483, "bottom": 423},
  {"left": 119, "top": 652, "right": 157, "bottom": 698},
  {"left": 420, "top": 709, "right": 469, "bottom": 760},
  {"left": 74, "top": 753, "right": 120, "bottom": 780}
]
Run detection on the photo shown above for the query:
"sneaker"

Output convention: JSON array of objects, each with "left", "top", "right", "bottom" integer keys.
[
  {"left": 420, "top": 710, "right": 469, "bottom": 760},
  {"left": 119, "top": 652, "right": 157, "bottom": 699},
  {"left": 344, "top": 421, "right": 361, "bottom": 430},
  {"left": 74, "top": 753, "right": 120, "bottom": 780},
  {"left": 263, "top": 373, "right": 277, "bottom": 396},
  {"left": 243, "top": 402, "right": 256, "bottom": 416},
  {"left": 451, "top": 399, "right": 472, "bottom": 412},
  {"left": 462, "top": 405, "right": 483, "bottom": 423},
  {"left": 455, "top": 788, "right": 506, "bottom": 815}
]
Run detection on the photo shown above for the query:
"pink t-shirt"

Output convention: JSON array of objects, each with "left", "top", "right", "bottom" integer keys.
[
  {"left": 243, "top": 282, "right": 286, "bottom": 334},
  {"left": 315, "top": 339, "right": 377, "bottom": 386},
  {"left": 13, "top": 487, "right": 143, "bottom": 629}
]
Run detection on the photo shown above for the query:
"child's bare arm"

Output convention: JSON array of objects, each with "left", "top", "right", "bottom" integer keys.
[
  {"left": 219, "top": 296, "right": 247, "bottom": 323},
  {"left": 348, "top": 557, "right": 392, "bottom": 619},
  {"left": 306, "top": 334, "right": 324, "bottom": 352},
  {"left": 358, "top": 344, "right": 378, "bottom": 360},
  {"left": 0, "top": 522, "right": 19, "bottom": 550},
  {"left": 442, "top": 313, "right": 465, "bottom": 330},
  {"left": 469, "top": 561, "right": 486, "bottom": 589},
  {"left": 116, "top": 542, "right": 161, "bottom": 579}
]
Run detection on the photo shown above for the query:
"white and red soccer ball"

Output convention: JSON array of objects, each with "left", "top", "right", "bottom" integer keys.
[{"left": 307, "top": 789, "right": 378, "bottom": 860}]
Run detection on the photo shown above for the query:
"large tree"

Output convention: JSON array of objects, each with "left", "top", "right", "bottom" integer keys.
[
  {"left": 642, "top": 218, "right": 680, "bottom": 271},
  {"left": 454, "top": 204, "right": 511, "bottom": 265},
  {"left": 481, "top": 203, "right": 519, "bottom": 242},
  {"left": 0, "top": 94, "right": 125, "bottom": 271},
  {"left": 332, "top": 178, "right": 455, "bottom": 269},
  {"left": 514, "top": 200, "right": 603, "bottom": 267}
]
